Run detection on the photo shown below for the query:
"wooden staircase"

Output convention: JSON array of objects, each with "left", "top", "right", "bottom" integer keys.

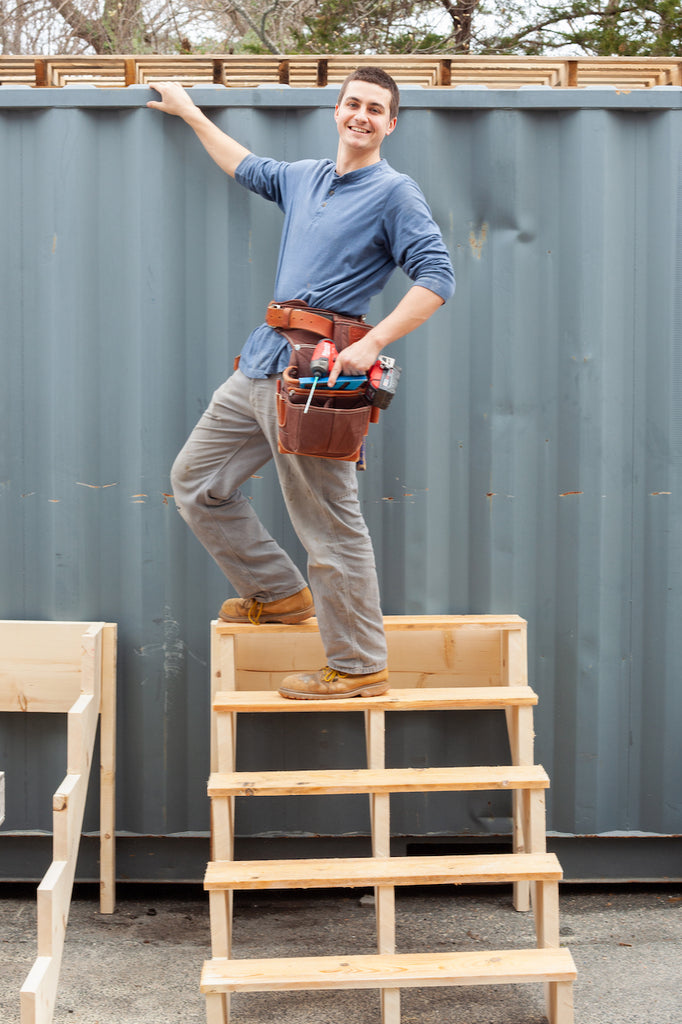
[{"left": 202, "top": 615, "right": 576, "bottom": 1023}]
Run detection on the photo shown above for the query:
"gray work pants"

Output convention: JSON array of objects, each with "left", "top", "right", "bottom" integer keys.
[{"left": 170, "top": 369, "right": 387, "bottom": 674}]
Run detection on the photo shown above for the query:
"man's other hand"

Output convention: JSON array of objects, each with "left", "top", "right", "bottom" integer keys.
[{"left": 147, "top": 82, "right": 198, "bottom": 118}]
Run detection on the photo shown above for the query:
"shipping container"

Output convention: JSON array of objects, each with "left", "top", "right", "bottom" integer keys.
[{"left": 1, "top": 82, "right": 680, "bottom": 881}]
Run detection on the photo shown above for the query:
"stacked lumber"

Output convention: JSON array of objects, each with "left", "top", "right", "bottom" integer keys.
[{"left": 1, "top": 54, "right": 680, "bottom": 90}]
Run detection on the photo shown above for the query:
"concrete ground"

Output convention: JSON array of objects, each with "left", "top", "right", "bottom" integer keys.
[{"left": 2, "top": 882, "right": 681, "bottom": 1024}]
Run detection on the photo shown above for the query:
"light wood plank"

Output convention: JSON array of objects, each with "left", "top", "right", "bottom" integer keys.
[
  {"left": 212, "top": 711, "right": 236, "bottom": 863},
  {"left": 0, "top": 675, "right": 81, "bottom": 713},
  {"left": 387, "top": 629, "right": 502, "bottom": 680},
  {"left": 208, "top": 764, "right": 550, "bottom": 797},
  {"left": 52, "top": 772, "right": 88, "bottom": 865},
  {"left": 501, "top": 627, "right": 528, "bottom": 686},
  {"left": 506, "top": 701, "right": 535, "bottom": 910},
  {"left": 204, "top": 852, "right": 563, "bottom": 890},
  {"left": 211, "top": 796, "right": 235, "bottom": 862},
  {"left": 46, "top": 58, "right": 127, "bottom": 87},
  {"left": 135, "top": 58, "right": 215, "bottom": 84},
  {"left": 204, "top": 991, "right": 229, "bottom": 1024},
  {"left": 364, "top": 708, "right": 399, "bottom": 1020},
  {"left": 381, "top": 986, "right": 400, "bottom": 1024},
  {"left": 20, "top": 956, "right": 58, "bottom": 1024},
  {"left": 533, "top": 879, "right": 560, "bottom": 948},
  {"left": 209, "top": 889, "right": 233, "bottom": 958},
  {"left": 213, "top": 685, "right": 537, "bottom": 714},
  {"left": 99, "top": 623, "right": 117, "bottom": 915},
  {"left": 524, "top": 789, "right": 548, "bottom": 854},
  {"left": 200, "top": 947, "right": 577, "bottom": 993},
  {"left": 215, "top": 614, "right": 526, "bottom": 636},
  {"left": 211, "top": 630, "right": 235, "bottom": 774},
  {"left": 36, "top": 861, "right": 71, "bottom": 957},
  {"left": 0, "top": 58, "right": 37, "bottom": 85},
  {"left": 0, "top": 621, "right": 88, "bottom": 712},
  {"left": 208, "top": 626, "right": 238, "bottom": 1015},
  {"left": 66, "top": 694, "right": 99, "bottom": 775},
  {"left": 229, "top": 629, "right": 510, "bottom": 680},
  {"left": 548, "top": 978, "right": 575, "bottom": 1024}
]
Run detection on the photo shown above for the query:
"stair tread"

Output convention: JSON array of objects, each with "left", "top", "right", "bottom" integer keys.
[
  {"left": 213, "top": 685, "right": 537, "bottom": 714},
  {"left": 215, "top": 614, "right": 527, "bottom": 636},
  {"left": 204, "top": 851, "right": 562, "bottom": 890},
  {"left": 200, "top": 946, "right": 576, "bottom": 992},
  {"left": 208, "top": 764, "right": 549, "bottom": 796}
]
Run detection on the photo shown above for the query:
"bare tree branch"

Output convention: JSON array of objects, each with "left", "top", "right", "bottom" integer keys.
[
  {"left": 221, "top": 0, "right": 280, "bottom": 50},
  {"left": 45, "top": 0, "right": 110, "bottom": 51}
]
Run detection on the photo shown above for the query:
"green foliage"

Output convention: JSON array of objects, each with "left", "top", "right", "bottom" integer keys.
[
  {"left": 475, "top": 0, "right": 682, "bottom": 55},
  {"left": 291, "top": 0, "right": 459, "bottom": 54}
]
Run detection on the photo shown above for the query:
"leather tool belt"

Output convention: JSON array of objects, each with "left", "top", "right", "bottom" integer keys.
[
  {"left": 266, "top": 299, "right": 372, "bottom": 362},
  {"left": 267, "top": 299, "right": 378, "bottom": 463}
]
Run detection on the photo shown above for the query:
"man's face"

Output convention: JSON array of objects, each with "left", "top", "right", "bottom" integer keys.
[{"left": 334, "top": 80, "right": 397, "bottom": 158}]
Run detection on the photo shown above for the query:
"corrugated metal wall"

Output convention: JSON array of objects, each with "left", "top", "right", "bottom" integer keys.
[{"left": 1, "top": 85, "right": 680, "bottom": 880}]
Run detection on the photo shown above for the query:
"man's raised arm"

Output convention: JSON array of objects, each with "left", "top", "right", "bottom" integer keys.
[{"left": 147, "top": 82, "right": 251, "bottom": 178}]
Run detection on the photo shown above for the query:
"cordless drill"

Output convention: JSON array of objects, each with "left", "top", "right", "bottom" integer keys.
[{"left": 302, "top": 341, "right": 401, "bottom": 413}]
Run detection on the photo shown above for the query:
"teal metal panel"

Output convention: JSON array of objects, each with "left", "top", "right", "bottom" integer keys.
[{"left": 1, "top": 84, "right": 680, "bottom": 878}]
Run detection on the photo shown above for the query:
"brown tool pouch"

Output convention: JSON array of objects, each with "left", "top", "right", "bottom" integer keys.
[
  {"left": 277, "top": 367, "right": 373, "bottom": 462},
  {"left": 267, "top": 300, "right": 378, "bottom": 462}
]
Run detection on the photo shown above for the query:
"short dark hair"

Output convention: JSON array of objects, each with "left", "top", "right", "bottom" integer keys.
[{"left": 337, "top": 67, "right": 400, "bottom": 121}]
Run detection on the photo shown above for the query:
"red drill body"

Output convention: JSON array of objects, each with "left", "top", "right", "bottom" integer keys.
[
  {"left": 310, "top": 340, "right": 338, "bottom": 378},
  {"left": 304, "top": 340, "right": 338, "bottom": 413}
]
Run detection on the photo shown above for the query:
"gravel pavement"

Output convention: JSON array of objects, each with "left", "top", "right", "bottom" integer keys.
[{"left": 2, "top": 883, "right": 681, "bottom": 1024}]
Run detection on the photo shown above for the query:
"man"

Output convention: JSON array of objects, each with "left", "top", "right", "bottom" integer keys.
[{"left": 147, "top": 67, "right": 455, "bottom": 700}]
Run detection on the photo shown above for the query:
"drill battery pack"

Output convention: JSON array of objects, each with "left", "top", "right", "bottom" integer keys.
[{"left": 366, "top": 356, "right": 401, "bottom": 410}]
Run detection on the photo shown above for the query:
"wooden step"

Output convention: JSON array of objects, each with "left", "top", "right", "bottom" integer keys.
[
  {"left": 208, "top": 764, "right": 549, "bottom": 798},
  {"left": 213, "top": 685, "right": 537, "bottom": 714},
  {"left": 204, "top": 851, "right": 562, "bottom": 891},
  {"left": 215, "top": 613, "right": 527, "bottom": 637},
  {"left": 200, "top": 946, "right": 577, "bottom": 993}
]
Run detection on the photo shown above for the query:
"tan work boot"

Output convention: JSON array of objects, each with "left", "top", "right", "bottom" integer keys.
[
  {"left": 279, "top": 665, "right": 389, "bottom": 700},
  {"left": 219, "top": 586, "right": 314, "bottom": 625}
]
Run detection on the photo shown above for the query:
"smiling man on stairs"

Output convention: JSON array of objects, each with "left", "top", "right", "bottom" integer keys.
[{"left": 147, "top": 66, "right": 455, "bottom": 700}]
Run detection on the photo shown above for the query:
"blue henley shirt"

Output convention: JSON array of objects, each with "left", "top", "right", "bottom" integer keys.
[{"left": 234, "top": 154, "right": 455, "bottom": 378}]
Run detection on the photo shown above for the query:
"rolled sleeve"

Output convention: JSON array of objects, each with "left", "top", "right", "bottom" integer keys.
[{"left": 383, "top": 178, "right": 455, "bottom": 303}]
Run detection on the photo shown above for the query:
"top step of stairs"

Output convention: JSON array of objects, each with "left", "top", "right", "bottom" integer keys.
[{"left": 214, "top": 614, "right": 527, "bottom": 636}]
